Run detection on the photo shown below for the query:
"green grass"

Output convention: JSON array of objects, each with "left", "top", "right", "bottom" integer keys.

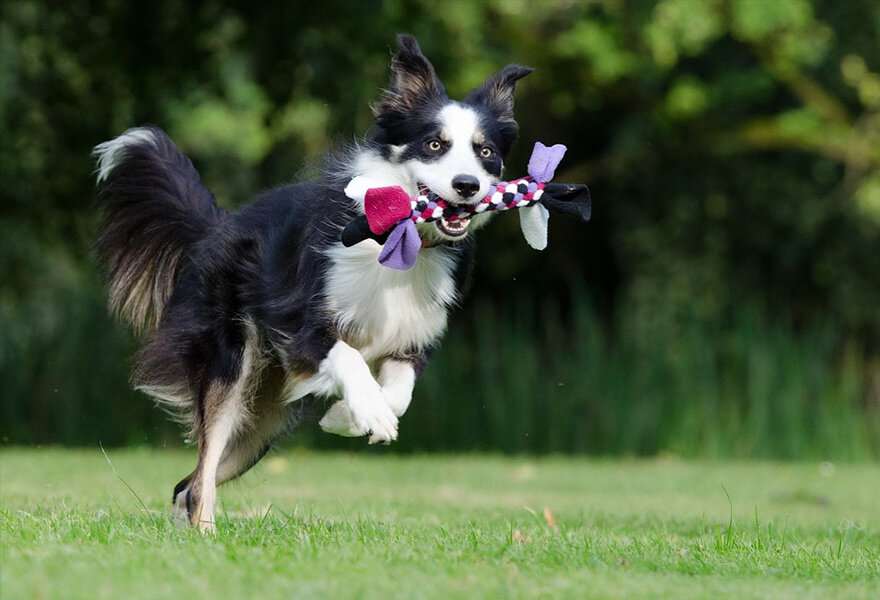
[{"left": 2, "top": 449, "right": 878, "bottom": 599}]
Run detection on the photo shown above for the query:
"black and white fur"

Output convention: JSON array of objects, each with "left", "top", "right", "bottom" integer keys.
[{"left": 94, "top": 35, "right": 531, "bottom": 531}]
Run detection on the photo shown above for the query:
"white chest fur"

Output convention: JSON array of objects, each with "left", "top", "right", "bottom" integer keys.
[{"left": 324, "top": 241, "right": 458, "bottom": 362}]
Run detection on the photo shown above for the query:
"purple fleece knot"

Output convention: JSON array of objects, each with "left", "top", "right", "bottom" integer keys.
[
  {"left": 527, "top": 142, "right": 567, "bottom": 182},
  {"left": 378, "top": 219, "right": 422, "bottom": 270}
]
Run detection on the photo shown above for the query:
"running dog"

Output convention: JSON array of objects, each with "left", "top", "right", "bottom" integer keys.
[{"left": 94, "top": 34, "right": 532, "bottom": 530}]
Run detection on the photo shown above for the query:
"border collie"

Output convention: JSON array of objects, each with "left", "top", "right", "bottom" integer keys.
[{"left": 94, "top": 34, "right": 532, "bottom": 531}]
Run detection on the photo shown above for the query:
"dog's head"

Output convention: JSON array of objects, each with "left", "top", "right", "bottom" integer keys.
[{"left": 372, "top": 34, "right": 532, "bottom": 241}]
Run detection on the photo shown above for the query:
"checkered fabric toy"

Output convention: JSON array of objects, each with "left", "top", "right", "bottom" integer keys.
[{"left": 341, "top": 142, "right": 591, "bottom": 269}]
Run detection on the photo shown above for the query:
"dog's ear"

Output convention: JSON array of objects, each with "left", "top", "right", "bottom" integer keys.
[
  {"left": 374, "top": 34, "right": 445, "bottom": 116},
  {"left": 466, "top": 64, "right": 534, "bottom": 123}
]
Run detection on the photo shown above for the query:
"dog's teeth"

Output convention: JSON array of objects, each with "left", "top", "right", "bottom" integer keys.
[{"left": 437, "top": 215, "right": 471, "bottom": 237}]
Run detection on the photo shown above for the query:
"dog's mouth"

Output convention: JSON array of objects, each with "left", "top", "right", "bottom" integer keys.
[
  {"left": 435, "top": 215, "right": 471, "bottom": 238},
  {"left": 415, "top": 182, "right": 475, "bottom": 240}
]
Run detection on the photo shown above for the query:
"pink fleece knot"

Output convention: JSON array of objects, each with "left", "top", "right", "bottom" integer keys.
[{"left": 364, "top": 186, "right": 412, "bottom": 235}]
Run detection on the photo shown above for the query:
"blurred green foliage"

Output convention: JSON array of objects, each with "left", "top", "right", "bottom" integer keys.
[{"left": 2, "top": 0, "right": 879, "bottom": 457}]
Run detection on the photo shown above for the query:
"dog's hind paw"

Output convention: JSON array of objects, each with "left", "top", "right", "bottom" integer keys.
[{"left": 172, "top": 488, "right": 191, "bottom": 528}]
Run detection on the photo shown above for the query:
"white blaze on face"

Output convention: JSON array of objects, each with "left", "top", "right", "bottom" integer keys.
[{"left": 407, "top": 103, "right": 493, "bottom": 203}]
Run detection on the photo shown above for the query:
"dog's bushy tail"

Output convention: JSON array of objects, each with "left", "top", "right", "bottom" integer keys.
[{"left": 94, "top": 126, "right": 224, "bottom": 334}]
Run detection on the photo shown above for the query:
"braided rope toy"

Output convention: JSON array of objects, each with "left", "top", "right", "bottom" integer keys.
[{"left": 341, "top": 142, "right": 592, "bottom": 269}]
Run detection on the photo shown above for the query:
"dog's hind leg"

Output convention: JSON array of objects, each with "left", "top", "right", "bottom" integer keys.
[
  {"left": 171, "top": 471, "right": 195, "bottom": 525},
  {"left": 173, "top": 350, "right": 305, "bottom": 529},
  {"left": 171, "top": 401, "right": 278, "bottom": 527},
  {"left": 187, "top": 380, "right": 250, "bottom": 532},
  {"left": 179, "top": 333, "right": 265, "bottom": 532},
  {"left": 214, "top": 399, "right": 290, "bottom": 485},
  {"left": 211, "top": 380, "right": 327, "bottom": 486}
]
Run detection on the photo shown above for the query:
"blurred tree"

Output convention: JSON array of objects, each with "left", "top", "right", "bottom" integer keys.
[{"left": 1, "top": 0, "right": 878, "bottom": 453}]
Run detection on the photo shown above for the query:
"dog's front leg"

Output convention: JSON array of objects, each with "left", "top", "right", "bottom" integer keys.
[
  {"left": 320, "top": 358, "right": 416, "bottom": 439},
  {"left": 377, "top": 359, "right": 416, "bottom": 418},
  {"left": 317, "top": 341, "right": 398, "bottom": 444}
]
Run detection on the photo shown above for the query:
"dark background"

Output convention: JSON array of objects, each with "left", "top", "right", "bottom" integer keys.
[{"left": 2, "top": 0, "right": 879, "bottom": 459}]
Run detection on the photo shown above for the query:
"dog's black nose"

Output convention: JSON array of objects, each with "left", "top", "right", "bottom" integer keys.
[{"left": 452, "top": 174, "right": 480, "bottom": 198}]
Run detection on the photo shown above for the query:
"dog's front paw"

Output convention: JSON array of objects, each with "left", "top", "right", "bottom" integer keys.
[
  {"left": 347, "top": 387, "right": 398, "bottom": 445},
  {"left": 319, "top": 400, "right": 366, "bottom": 437}
]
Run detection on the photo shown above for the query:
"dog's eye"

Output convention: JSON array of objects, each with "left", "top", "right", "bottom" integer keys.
[
  {"left": 425, "top": 139, "right": 443, "bottom": 153},
  {"left": 480, "top": 146, "right": 494, "bottom": 159}
]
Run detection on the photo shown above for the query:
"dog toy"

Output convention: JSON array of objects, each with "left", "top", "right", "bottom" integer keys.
[{"left": 340, "top": 142, "right": 591, "bottom": 269}]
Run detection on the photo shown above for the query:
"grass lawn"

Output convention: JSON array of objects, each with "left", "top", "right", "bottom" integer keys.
[{"left": 1, "top": 448, "right": 878, "bottom": 599}]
